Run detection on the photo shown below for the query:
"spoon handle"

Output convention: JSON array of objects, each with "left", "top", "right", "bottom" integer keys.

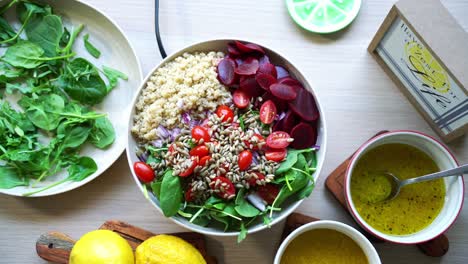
[{"left": 402, "top": 164, "right": 468, "bottom": 186}]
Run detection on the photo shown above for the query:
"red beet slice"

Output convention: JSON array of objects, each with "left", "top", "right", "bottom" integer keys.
[
  {"left": 240, "top": 76, "right": 263, "bottom": 97},
  {"left": 263, "top": 91, "right": 287, "bottom": 113},
  {"left": 275, "top": 66, "right": 289, "bottom": 79},
  {"left": 235, "top": 57, "right": 259, "bottom": 76},
  {"left": 227, "top": 42, "right": 241, "bottom": 56},
  {"left": 258, "top": 63, "right": 277, "bottom": 78},
  {"left": 217, "top": 58, "right": 237, "bottom": 85},
  {"left": 259, "top": 55, "right": 270, "bottom": 66},
  {"left": 256, "top": 73, "right": 277, "bottom": 90},
  {"left": 235, "top": 41, "right": 265, "bottom": 54},
  {"left": 278, "top": 77, "right": 302, "bottom": 87},
  {"left": 290, "top": 122, "right": 317, "bottom": 149},
  {"left": 288, "top": 88, "right": 319, "bottom": 121},
  {"left": 282, "top": 111, "right": 300, "bottom": 134},
  {"left": 272, "top": 118, "right": 284, "bottom": 131},
  {"left": 270, "top": 83, "right": 298, "bottom": 101}
]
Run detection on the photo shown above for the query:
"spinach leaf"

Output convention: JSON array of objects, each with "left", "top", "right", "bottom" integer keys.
[
  {"left": 18, "top": 94, "right": 65, "bottom": 131},
  {"left": 151, "top": 181, "right": 162, "bottom": 199},
  {"left": 102, "top": 65, "right": 127, "bottom": 92},
  {"left": 276, "top": 151, "right": 298, "bottom": 174},
  {"left": 0, "top": 166, "right": 27, "bottom": 189},
  {"left": 61, "top": 24, "right": 84, "bottom": 54},
  {"left": 238, "top": 222, "right": 247, "bottom": 243},
  {"left": 3, "top": 41, "right": 74, "bottom": 69},
  {"left": 235, "top": 195, "right": 260, "bottom": 218},
  {"left": 83, "top": 34, "right": 101, "bottom": 58},
  {"left": 0, "top": 16, "right": 16, "bottom": 41},
  {"left": 89, "top": 116, "right": 115, "bottom": 149},
  {"left": 25, "top": 15, "right": 63, "bottom": 57},
  {"left": 273, "top": 169, "right": 309, "bottom": 207},
  {"left": 159, "top": 170, "right": 183, "bottom": 217},
  {"left": 211, "top": 213, "right": 230, "bottom": 231},
  {"left": 60, "top": 58, "right": 107, "bottom": 105},
  {"left": 59, "top": 26, "right": 70, "bottom": 47},
  {"left": 67, "top": 156, "right": 97, "bottom": 181},
  {"left": 57, "top": 122, "right": 92, "bottom": 150},
  {"left": 296, "top": 183, "right": 315, "bottom": 200}
]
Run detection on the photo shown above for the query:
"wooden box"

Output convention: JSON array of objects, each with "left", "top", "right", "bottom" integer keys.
[{"left": 368, "top": 0, "right": 468, "bottom": 143}]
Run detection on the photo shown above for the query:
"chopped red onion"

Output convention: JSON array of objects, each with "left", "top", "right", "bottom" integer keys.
[
  {"left": 312, "top": 145, "right": 320, "bottom": 150},
  {"left": 169, "top": 128, "right": 182, "bottom": 142},
  {"left": 137, "top": 152, "right": 148, "bottom": 163},
  {"left": 252, "top": 151, "right": 260, "bottom": 165},
  {"left": 181, "top": 112, "right": 192, "bottom": 125},
  {"left": 246, "top": 193, "right": 266, "bottom": 211},
  {"left": 156, "top": 125, "right": 170, "bottom": 138},
  {"left": 152, "top": 139, "right": 164, "bottom": 148},
  {"left": 277, "top": 112, "right": 286, "bottom": 121}
]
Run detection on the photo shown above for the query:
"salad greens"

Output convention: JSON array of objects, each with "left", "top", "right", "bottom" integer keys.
[{"left": 0, "top": 0, "right": 127, "bottom": 195}]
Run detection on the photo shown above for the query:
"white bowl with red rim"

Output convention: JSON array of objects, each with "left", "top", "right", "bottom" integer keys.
[
  {"left": 344, "top": 130, "right": 464, "bottom": 244},
  {"left": 274, "top": 220, "right": 381, "bottom": 264},
  {"left": 126, "top": 39, "right": 327, "bottom": 237}
]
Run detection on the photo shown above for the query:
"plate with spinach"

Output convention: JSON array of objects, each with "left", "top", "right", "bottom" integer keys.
[{"left": 0, "top": 0, "right": 142, "bottom": 196}]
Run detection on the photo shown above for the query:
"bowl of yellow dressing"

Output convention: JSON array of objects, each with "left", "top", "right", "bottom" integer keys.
[
  {"left": 274, "top": 220, "right": 381, "bottom": 264},
  {"left": 345, "top": 130, "right": 464, "bottom": 244}
]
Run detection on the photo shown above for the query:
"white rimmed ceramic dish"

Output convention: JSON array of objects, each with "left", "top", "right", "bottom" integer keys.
[
  {"left": 126, "top": 39, "right": 327, "bottom": 237},
  {"left": 274, "top": 220, "right": 381, "bottom": 264},
  {"left": 0, "top": 0, "right": 142, "bottom": 197},
  {"left": 345, "top": 130, "right": 464, "bottom": 244}
]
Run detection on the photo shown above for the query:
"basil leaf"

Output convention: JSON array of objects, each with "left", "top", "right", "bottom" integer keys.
[{"left": 159, "top": 170, "right": 183, "bottom": 217}]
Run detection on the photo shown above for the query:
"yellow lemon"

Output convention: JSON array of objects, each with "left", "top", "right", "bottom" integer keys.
[
  {"left": 135, "top": 234, "right": 206, "bottom": 264},
  {"left": 70, "top": 230, "right": 134, "bottom": 264}
]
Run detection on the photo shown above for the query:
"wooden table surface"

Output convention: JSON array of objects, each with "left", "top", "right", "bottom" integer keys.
[{"left": 1, "top": 0, "right": 467, "bottom": 263}]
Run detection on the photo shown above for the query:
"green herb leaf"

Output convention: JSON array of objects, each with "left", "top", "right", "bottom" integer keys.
[
  {"left": 67, "top": 156, "right": 97, "bottom": 181},
  {"left": 237, "top": 222, "right": 247, "bottom": 243},
  {"left": 25, "top": 15, "right": 63, "bottom": 57},
  {"left": 0, "top": 166, "right": 27, "bottom": 189},
  {"left": 159, "top": 170, "right": 183, "bottom": 217},
  {"left": 234, "top": 188, "right": 260, "bottom": 217},
  {"left": 18, "top": 94, "right": 65, "bottom": 131},
  {"left": 83, "top": 34, "right": 101, "bottom": 58},
  {"left": 102, "top": 65, "right": 127, "bottom": 92},
  {"left": 89, "top": 116, "right": 115, "bottom": 149},
  {"left": 57, "top": 122, "right": 92, "bottom": 150}
]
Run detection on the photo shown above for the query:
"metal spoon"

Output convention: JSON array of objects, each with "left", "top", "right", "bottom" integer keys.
[{"left": 379, "top": 164, "right": 468, "bottom": 202}]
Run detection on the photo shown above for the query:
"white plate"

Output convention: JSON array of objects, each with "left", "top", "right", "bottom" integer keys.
[{"left": 0, "top": 0, "right": 142, "bottom": 197}]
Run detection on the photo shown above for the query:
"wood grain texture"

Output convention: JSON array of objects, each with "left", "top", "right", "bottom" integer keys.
[{"left": 0, "top": 0, "right": 467, "bottom": 264}]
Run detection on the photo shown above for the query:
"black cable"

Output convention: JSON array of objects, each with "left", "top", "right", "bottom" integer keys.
[{"left": 155, "top": 0, "right": 167, "bottom": 58}]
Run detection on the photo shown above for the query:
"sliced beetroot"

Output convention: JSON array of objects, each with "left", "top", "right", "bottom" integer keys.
[
  {"left": 258, "top": 63, "right": 277, "bottom": 78},
  {"left": 272, "top": 118, "right": 284, "bottom": 131},
  {"left": 235, "top": 57, "right": 259, "bottom": 76},
  {"left": 270, "top": 83, "right": 298, "bottom": 101},
  {"left": 255, "top": 73, "right": 277, "bottom": 90},
  {"left": 263, "top": 91, "right": 287, "bottom": 113},
  {"left": 235, "top": 41, "right": 265, "bottom": 54},
  {"left": 275, "top": 66, "right": 289, "bottom": 79},
  {"left": 217, "top": 58, "right": 237, "bottom": 86},
  {"left": 227, "top": 42, "right": 241, "bottom": 56},
  {"left": 278, "top": 77, "right": 302, "bottom": 87},
  {"left": 259, "top": 55, "right": 270, "bottom": 66},
  {"left": 240, "top": 76, "right": 263, "bottom": 97},
  {"left": 282, "top": 111, "right": 300, "bottom": 134},
  {"left": 288, "top": 88, "right": 319, "bottom": 121},
  {"left": 290, "top": 122, "right": 317, "bottom": 149}
]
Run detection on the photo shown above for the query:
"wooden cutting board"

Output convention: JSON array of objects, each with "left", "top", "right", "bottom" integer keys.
[{"left": 36, "top": 220, "right": 217, "bottom": 264}]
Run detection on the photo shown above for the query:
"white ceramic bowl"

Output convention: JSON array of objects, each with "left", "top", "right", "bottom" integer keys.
[
  {"left": 126, "top": 39, "right": 327, "bottom": 236},
  {"left": 0, "top": 0, "right": 142, "bottom": 197},
  {"left": 345, "top": 130, "right": 464, "bottom": 244},
  {"left": 274, "top": 220, "right": 381, "bottom": 264}
]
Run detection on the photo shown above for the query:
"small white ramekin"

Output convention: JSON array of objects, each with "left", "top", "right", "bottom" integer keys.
[
  {"left": 274, "top": 220, "right": 381, "bottom": 264},
  {"left": 344, "top": 130, "right": 464, "bottom": 244}
]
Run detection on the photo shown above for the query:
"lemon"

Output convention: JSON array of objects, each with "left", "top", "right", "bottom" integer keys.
[
  {"left": 70, "top": 230, "right": 134, "bottom": 264},
  {"left": 135, "top": 234, "right": 206, "bottom": 264}
]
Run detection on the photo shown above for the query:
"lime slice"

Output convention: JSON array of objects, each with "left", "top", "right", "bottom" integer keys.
[{"left": 286, "top": 0, "right": 361, "bottom": 33}]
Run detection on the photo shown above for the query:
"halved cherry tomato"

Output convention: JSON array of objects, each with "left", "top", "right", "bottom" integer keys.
[
  {"left": 179, "top": 157, "right": 198, "bottom": 177},
  {"left": 191, "top": 125, "right": 210, "bottom": 143},
  {"left": 209, "top": 176, "right": 236, "bottom": 200},
  {"left": 238, "top": 150, "right": 253, "bottom": 171},
  {"left": 248, "top": 172, "right": 266, "bottom": 187},
  {"left": 216, "top": 105, "right": 235, "bottom": 122},
  {"left": 266, "top": 131, "right": 292, "bottom": 149},
  {"left": 199, "top": 156, "right": 211, "bottom": 166},
  {"left": 244, "top": 133, "right": 265, "bottom": 150},
  {"left": 189, "top": 145, "right": 209, "bottom": 158},
  {"left": 185, "top": 188, "right": 195, "bottom": 202},
  {"left": 260, "top": 100, "right": 277, "bottom": 124},
  {"left": 265, "top": 148, "right": 287, "bottom": 162},
  {"left": 257, "top": 184, "right": 280, "bottom": 204},
  {"left": 233, "top": 90, "right": 250, "bottom": 109},
  {"left": 133, "top": 161, "right": 155, "bottom": 183}
]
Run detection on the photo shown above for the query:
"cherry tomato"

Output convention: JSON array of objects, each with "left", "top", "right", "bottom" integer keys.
[
  {"left": 209, "top": 176, "right": 236, "bottom": 200},
  {"left": 233, "top": 90, "right": 250, "bottom": 109},
  {"left": 191, "top": 125, "right": 211, "bottom": 143},
  {"left": 168, "top": 144, "right": 176, "bottom": 154},
  {"left": 185, "top": 188, "right": 195, "bottom": 202},
  {"left": 179, "top": 157, "right": 198, "bottom": 177},
  {"left": 216, "top": 105, "right": 235, "bottom": 122},
  {"left": 189, "top": 145, "right": 209, "bottom": 158},
  {"left": 257, "top": 184, "right": 280, "bottom": 204},
  {"left": 266, "top": 131, "right": 292, "bottom": 149},
  {"left": 248, "top": 172, "right": 265, "bottom": 187},
  {"left": 133, "top": 161, "right": 155, "bottom": 183},
  {"left": 259, "top": 100, "right": 277, "bottom": 124},
  {"left": 238, "top": 150, "right": 253, "bottom": 171},
  {"left": 265, "top": 148, "right": 287, "bottom": 162},
  {"left": 199, "top": 156, "right": 211, "bottom": 166},
  {"left": 244, "top": 133, "right": 265, "bottom": 150}
]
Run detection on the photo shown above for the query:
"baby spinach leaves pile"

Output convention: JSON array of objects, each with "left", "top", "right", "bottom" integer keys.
[
  {"left": 147, "top": 146, "right": 317, "bottom": 242},
  {"left": 0, "top": 0, "right": 127, "bottom": 196}
]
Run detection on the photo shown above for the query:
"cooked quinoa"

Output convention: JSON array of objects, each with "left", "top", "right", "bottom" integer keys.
[{"left": 132, "top": 51, "right": 231, "bottom": 142}]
